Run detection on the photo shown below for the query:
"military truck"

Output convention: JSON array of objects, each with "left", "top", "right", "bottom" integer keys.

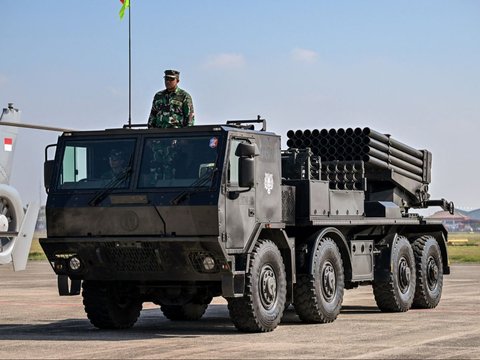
[{"left": 40, "top": 119, "right": 453, "bottom": 332}]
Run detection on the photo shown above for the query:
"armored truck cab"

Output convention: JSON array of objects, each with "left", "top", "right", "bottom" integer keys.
[{"left": 41, "top": 121, "right": 452, "bottom": 332}]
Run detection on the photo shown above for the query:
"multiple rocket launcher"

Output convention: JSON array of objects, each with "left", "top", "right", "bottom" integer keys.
[{"left": 285, "top": 126, "right": 432, "bottom": 208}]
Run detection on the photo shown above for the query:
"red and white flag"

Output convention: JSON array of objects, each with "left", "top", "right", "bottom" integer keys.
[{"left": 4, "top": 138, "right": 13, "bottom": 152}]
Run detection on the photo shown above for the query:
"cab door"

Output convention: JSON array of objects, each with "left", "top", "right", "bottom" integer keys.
[{"left": 224, "top": 137, "right": 257, "bottom": 250}]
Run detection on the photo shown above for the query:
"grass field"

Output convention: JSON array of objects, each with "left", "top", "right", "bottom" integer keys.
[
  {"left": 447, "top": 232, "right": 480, "bottom": 263},
  {"left": 29, "top": 236, "right": 46, "bottom": 260},
  {"left": 28, "top": 232, "right": 480, "bottom": 263}
]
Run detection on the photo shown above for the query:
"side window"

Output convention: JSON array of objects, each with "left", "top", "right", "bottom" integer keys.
[
  {"left": 227, "top": 139, "right": 240, "bottom": 186},
  {"left": 62, "top": 146, "right": 87, "bottom": 183}
]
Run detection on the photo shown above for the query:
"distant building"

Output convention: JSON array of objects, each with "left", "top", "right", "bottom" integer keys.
[{"left": 428, "top": 208, "right": 480, "bottom": 232}]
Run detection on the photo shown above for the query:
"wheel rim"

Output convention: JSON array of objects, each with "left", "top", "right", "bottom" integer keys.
[
  {"left": 398, "top": 256, "right": 412, "bottom": 294},
  {"left": 321, "top": 261, "right": 336, "bottom": 302},
  {"left": 259, "top": 264, "right": 277, "bottom": 310},
  {"left": 426, "top": 256, "right": 439, "bottom": 291}
]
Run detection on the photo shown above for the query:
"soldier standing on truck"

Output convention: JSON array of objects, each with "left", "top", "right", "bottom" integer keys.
[{"left": 148, "top": 69, "right": 195, "bottom": 128}]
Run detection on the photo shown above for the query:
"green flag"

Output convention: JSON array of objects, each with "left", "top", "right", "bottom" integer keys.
[{"left": 119, "top": 0, "right": 130, "bottom": 20}]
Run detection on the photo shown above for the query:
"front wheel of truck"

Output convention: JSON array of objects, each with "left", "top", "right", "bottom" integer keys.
[
  {"left": 82, "top": 281, "right": 142, "bottom": 329},
  {"left": 227, "top": 239, "right": 287, "bottom": 332}
]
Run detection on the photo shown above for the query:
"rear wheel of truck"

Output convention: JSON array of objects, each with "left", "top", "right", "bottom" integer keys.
[
  {"left": 82, "top": 281, "right": 142, "bottom": 329},
  {"left": 293, "top": 237, "right": 344, "bottom": 323},
  {"left": 373, "top": 236, "right": 416, "bottom": 312},
  {"left": 412, "top": 235, "right": 443, "bottom": 309},
  {"left": 227, "top": 239, "right": 287, "bottom": 332},
  {"left": 160, "top": 296, "right": 213, "bottom": 321}
]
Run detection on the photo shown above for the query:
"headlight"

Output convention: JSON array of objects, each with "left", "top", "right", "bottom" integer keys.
[
  {"left": 68, "top": 256, "right": 82, "bottom": 271},
  {"left": 202, "top": 256, "right": 215, "bottom": 271}
]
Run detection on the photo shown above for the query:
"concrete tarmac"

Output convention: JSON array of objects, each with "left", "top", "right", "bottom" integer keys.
[{"left": 0, "top": 261, "right": 479, "bottom": 359}]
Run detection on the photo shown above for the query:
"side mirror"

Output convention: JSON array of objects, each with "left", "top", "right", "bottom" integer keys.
[
  {"left": 239, "top": 157, "right": 254, "bottom": 188},
  {"left": 235, "top": 142, "right": 257, "bottom": 157},
  {"left": 44, "top": 160, "right": 54, "bottom": 192},
  {"left": 236, "top": 142, "right": 258, "bottom": 188}
]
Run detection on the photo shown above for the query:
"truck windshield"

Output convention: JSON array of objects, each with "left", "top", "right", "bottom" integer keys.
[
  {"left": 56, "top": 139, "right": 136, "bottom": 190},
  {"left": 55, "top": 135, "right": 220, "bottom": 191},
  {"left": 138, "top": 135, "right": 219, "bottom": 188}
]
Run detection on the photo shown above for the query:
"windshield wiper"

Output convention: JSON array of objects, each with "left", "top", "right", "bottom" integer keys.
[
  {"left": 88, "top": 167, "right": 132, "bottom": 206},
  {"left": 170, "top": 168, "right": 217, "bottom": 205}
]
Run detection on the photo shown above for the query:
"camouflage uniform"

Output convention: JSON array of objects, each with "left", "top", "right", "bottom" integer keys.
[
  {"left": 148, "top": 87, "right": 195, "bottom": 128},
  {"left": 149, "top": 140, "right": 176, "bottom": 180}
]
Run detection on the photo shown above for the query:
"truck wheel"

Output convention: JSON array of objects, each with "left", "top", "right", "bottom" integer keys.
[
  {"left": 412, "top": 235, "right": 443, "bottom": 309},
  {"left": 227, "top": 239, "right": 287, "bottom": 332},
  {"left": 373, "top": 236, "right": 416, "bottom": 312},
  {"left": 293, "top": 237, "right": 344, "bottom": 323},
  {"left": 160, "top": 297, "right": 212, "bottom": 321},
  {"left": 82, "top": 281, "right": 142, "bottom": 329}
]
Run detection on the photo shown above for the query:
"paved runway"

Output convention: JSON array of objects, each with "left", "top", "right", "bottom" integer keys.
[{"left": 0, "top": 261, "right": 479, "bottom": 359}]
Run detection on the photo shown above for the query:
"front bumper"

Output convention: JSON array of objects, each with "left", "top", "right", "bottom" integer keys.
[{"left": 40, "top": 236, "right": 231, "bottom": 282}]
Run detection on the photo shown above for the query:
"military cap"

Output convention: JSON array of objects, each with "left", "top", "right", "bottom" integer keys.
[
  {"left": 164, "top": 69, "right": 180, "bottom": 79},
  {"left": 109, "top": 149, "right": 125, "bottom": 161}
]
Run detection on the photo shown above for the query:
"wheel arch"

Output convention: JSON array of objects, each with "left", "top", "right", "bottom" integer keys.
[
  {"left": 307, "top": 227, "right": 351, "bottom": 282},
  {"left": 406, "top": 228, "right": 450, "bottom": 275},
  {"left": 374, "top": 230, "right": 445, "bottom": 280}
]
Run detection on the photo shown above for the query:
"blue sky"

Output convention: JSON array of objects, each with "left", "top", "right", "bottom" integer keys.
[{"left": 1, "top": 0, "right": 480, "bottom": 210}]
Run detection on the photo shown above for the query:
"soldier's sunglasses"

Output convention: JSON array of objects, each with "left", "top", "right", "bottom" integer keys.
[{"left": 164, "top": 77, "right": 176, "bottom": 81}]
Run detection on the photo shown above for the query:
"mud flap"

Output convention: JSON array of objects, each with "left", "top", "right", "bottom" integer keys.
[
  {"left": 222, "top": 272, "right": 245, "bottom": 297},
  {"left": 58, "top": 275, "right": 81, "bottom": 296}
]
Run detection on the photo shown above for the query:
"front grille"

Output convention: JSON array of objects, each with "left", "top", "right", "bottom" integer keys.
[{"left": 102, "top": 245, "right": 163, "bottom": 272}]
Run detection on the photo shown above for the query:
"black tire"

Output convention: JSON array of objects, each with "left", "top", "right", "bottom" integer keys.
[
  {"left": 227, "top": 239, "right": 287, "bottom": 332},
  {"left": 373, "top": 236, "right": 416, "bottom": 312},
  {"left": 412, "top": 235, "right": 443, "bottom": 309},
  {"left": 161, "top": 297, "right": 212, "bottom": 321},
  {"left": 82, "top": 281, "right": 142, "bottom": 329},
  {"left": 293, "top": 237, "right": 344, "bottom": 323}
]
